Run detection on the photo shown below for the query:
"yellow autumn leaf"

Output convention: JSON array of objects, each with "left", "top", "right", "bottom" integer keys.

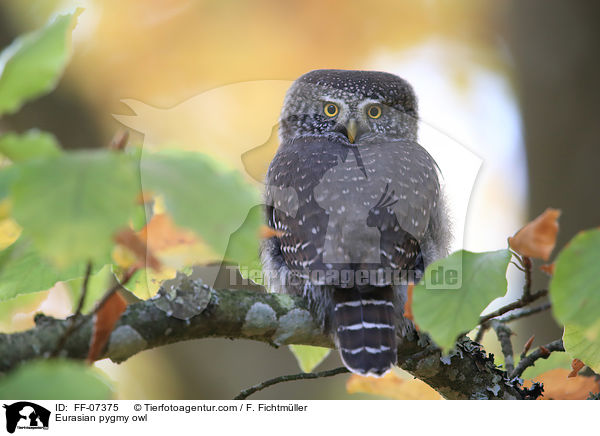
[
  {"left": 0, "top": 218, "right": 21, "bottom": 250},
  {"left": 346, "top": 371, "right": 441, "bottom": 400}
]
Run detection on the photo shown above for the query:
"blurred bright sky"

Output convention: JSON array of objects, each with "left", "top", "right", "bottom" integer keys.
[{"left": 372, "top": 39, "right": 527, "bottom": 252}]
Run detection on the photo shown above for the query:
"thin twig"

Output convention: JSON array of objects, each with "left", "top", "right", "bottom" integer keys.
[
  {"left": 497, "top": 302, "right": 551, "bottom": 324},
  {"left": 63, "top": 266, "right": 138, "bottom": 341},
  {"left": 510, "top": 339, "right": 564, "bottom": 379},
  {"left": 474, "top": 325, "right": 486, "bottom": 344},
  {"left": 476, "top": 302, "right": 551, "bottom": 344},
  {"left": 234, "top": 367, "right": 349, "bottom": 400},
  {"left": 491, "top": 320, "right": 515, "bottom": 374},
  {"left": 51, "top": 261, "right": 93, "bottom": 356},
  {"left": 522, "top": 256, "right": 533, "bottom": 299},
  {"left": 479, "top": 289, "right": 548, "bottom": 325}
]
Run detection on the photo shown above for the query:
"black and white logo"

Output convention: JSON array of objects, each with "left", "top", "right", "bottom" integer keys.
[{"left": 3, "top": 402, "right": 50, "bottom": 434}]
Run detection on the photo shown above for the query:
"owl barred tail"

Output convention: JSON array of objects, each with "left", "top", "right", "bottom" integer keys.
[{"left": 333, "top": 286, "right": 397, "bottom": 376}]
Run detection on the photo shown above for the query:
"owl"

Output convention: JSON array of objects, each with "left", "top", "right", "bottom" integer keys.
[{"left": 261, "top": 69, "right": 450, "bottom": 376}]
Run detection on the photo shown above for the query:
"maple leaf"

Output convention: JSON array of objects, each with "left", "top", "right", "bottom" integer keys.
[{"left": 508, "top": 208, "right": 561, "bottom": 261}]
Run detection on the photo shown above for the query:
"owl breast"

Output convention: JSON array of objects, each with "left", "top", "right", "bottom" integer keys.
[{"left": 265, "top": 136, "right": 439, "bottom": 287}]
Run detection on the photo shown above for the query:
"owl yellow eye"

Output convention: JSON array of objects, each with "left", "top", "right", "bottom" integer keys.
[
  {"left": 323, "top": 103, "right": 339, "bottom": 117},
  {"left": 367, "top": 105, "right": 382, "bottom": 119}
]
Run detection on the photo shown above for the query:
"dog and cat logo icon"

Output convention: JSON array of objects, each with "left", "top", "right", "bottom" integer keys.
[{"left": 3, "top": 402, "right": 50, "bottom": 433}]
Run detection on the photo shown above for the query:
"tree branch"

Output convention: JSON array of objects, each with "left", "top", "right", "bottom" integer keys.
[
  {"left": 50, "top": 261, "right": 92, "bottom": 357},
  {"left": 479, "top": 289, "right": 548, "bottom": 325},
  {"left": 0, "top": 274, "right": 540, "bottom": 400},
  {"left": 510, "top": 339, "right": 565, "bottom": 379},
  {"left": 491, "top": 320, "right": 515, "bottom": 374},
  {"left": 475, "top": 302, "right": 552, "bottom": 343}
]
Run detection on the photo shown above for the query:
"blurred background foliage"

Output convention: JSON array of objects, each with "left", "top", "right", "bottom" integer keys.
[{"left": 0, "top": 0, "right": 598, "bottom": 399}]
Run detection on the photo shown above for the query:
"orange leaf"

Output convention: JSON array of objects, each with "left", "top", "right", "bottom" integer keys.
[
  {"left": 114, "top": 228, "right": 162, "bottom": 271},
  {"left": 404, "top": 283, "right": 414, "bottom": 323},
  {"left": 539, "top": 263, "right": 555, "bottom": 275},
  {"left": 346, "top": 372, "right": 441, "bottom": 400},
  {"left": 138, "top": 213, "right": 197, "bottom": 252},
  {"left": 86, "top": 292, "right": 128, "bottom": 363},
  {"left": 568, "top": 359, "right": 585, "bottom": 378},
  {"left": 524, "top": 368, "right": 600, "bottom": 400},
  {"left": 259, "top": 225, "right": 284, "bottom": 239},
  {"left": 508, "top": 208, "right": 561, "bottom": 261}
]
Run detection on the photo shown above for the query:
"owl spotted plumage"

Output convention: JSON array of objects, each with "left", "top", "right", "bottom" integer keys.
[{"left": 262, "top": 69, "right": 450, "bottom": 376}]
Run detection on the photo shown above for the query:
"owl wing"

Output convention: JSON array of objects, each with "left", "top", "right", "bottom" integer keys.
[
  {"left": 264, "top": 136, "right": 350, "bottom": 277},
  {"left": 367, "top": 140, "right": 441, "bottom": 240}
]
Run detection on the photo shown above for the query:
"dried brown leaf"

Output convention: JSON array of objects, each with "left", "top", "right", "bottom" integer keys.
[
  {"left": 260, "top": 225, "right": 284, "bottom": 239},
  {"left": 86, "top": 292, "right": 127, "bottom": 363},
  {"left": 523, "top": 335, "right": 535, "bottom": 355},
  {"left": 508, "top": 208, "right": 561, "bottom": 261},
  {"left": 568, "top": 359, "right": 585, "bottom": 378},
  {"left": 539, "top": 263, "right": 555, "bottom": 276}
]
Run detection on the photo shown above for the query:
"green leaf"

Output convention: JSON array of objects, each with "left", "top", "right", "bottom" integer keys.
[
  {"left": 0, "top": 10, "right": 81, "bottom": 116},
  {"left": 227, "top": 205, "right": 264, "bottom": 285},
  {"left": 413, "top": 249, "right": 511, "bottom": 352},
  {"left": 549, "top": 228, "right": 600, "bottom": 331},
  {"left": 563, "top": 323, "right": 600, "bottom": 373},
  {"left": 0, "top": 237, "right": 86, "bottom": 301},
  {"left": 0, "top": 165, "right": 19, "bottom": 201},
  {"left": 0, "top": 129, "right": 61, "bottom": 162},
  {"left": 0, "top": 359, "right": 113, "bottom": 400},
  {"left": 11, "top": 150, "right": 139, "bottom": 268},
  {"left": 0, "top": 291, "right": 47, "bottom": 330},
  {"left": 140, "top": 150, "right": 261, "bottom": 264},
  {"left": 289, "top": 345, "right": 331, "bottom": 373}
]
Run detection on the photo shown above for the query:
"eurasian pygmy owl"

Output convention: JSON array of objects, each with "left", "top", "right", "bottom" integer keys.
[{"left": 262, "top": 69, "right": 450, "bottom": 376}]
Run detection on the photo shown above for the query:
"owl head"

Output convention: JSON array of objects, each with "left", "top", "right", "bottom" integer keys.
[{"left": 279, "top": 69, "right": 418, "bottom": 144}]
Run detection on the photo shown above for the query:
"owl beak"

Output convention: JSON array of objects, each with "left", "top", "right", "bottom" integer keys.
[{"left": 346, "top": 119, "right": 358, "bottom": 144}]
